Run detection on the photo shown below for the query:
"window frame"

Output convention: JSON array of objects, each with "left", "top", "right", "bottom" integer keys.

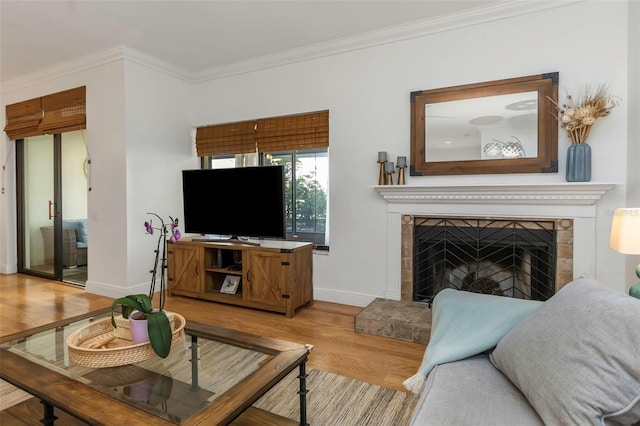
[{"left": 205, "top": 147, "right": 329, "bottom": 249}]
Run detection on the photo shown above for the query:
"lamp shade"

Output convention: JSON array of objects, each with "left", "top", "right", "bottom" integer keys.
[{"left": 609, "top": 208, "right": 640, "bottom": 255}]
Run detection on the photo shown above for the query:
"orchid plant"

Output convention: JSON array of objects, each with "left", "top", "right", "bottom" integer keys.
[
  {"left": 144, "top": 213, "right": 181, "bottom": 311},
  {"left": 111, "top": 213, "right": 181, "bottom": 358}
]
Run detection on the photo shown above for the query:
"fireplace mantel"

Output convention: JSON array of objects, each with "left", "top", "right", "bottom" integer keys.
[
  {"left": 374, "top": 182, "right": 617, "bottom": 206},
  {"left": 375, "top": 182, "right": 619, "bottom": 300}
]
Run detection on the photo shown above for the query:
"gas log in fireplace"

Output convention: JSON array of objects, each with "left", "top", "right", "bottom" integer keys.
[{"left": 412, "top": 217, "right": 559, "bottom": 303}]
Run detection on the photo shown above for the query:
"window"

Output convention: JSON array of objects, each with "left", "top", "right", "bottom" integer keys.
[
  {"left": 197, "top": 110, "right": 329, "bottom": 248},
  {"left": 268, "top": 148, "right": 328, "bottom": 245},
  {"left": 206, "top": 148, "right": 329, "bottom": 247}
]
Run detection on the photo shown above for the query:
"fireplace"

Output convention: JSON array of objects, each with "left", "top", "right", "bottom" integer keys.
[
  {"left": 411, "top": 217, "right": 561, "bottom": 302},
  {"left": 401, "top": 215, "right": 574, "bottom": 302},
  {"left": 356, "top": 183, "right": 616, "bottom": 344},
  {"left": 375, "top": 183, "right": 615, "bottom": 302}
]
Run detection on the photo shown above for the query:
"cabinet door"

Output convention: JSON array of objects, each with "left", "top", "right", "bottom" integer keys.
[
  {"left": 245, "top": 251, "right": 286, "bottom": 307},
  {"left": 167, "top": 244, "right": 201, "bottom": 295}
]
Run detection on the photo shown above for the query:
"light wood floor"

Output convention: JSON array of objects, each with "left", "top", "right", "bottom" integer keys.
[{"left": 0, "top": 274, "right": 425, "bottom": 392}]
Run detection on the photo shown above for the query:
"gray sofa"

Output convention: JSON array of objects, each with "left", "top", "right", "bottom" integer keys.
[{"left": 407, "top": 276, "right": 640, "bottom": 425}]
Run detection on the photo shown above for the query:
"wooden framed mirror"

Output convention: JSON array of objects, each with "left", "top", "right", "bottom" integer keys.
[{"left": 410, "top": 72, "right": 558, "bottom": 176}]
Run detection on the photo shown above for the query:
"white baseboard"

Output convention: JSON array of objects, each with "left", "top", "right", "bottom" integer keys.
[
  {"left": 85, "top": 282, "right": 381, "bottom": 309},
  {"left": 0, "top": 263, "right": 18, "bottom": 274},
  {"left": 313, "top": 287, "right": 377, "bottom": 308},
  {"left": 384, "top": 291, "right": 401, "bottom": 301},
  {"left": 85, "top": 280, "right": 150, "bottom": 299}
]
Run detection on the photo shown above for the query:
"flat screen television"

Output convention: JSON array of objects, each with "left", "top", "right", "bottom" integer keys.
[{"left": 182, "top": 166, "right": 286, "bottom": 240}]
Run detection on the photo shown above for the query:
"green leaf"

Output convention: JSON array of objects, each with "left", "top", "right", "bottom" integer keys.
[
  {"left": 110, "top": 294, "right": 155, "bottom": 328},
  {"left": 121, "top": 305, "right": 134, "bottom": 319},
  {"left": 126, "top": 294, "right": 153, "bottom": 313},
  {"left": 111, "top": 296, "right": 144, "bottom": 328},
  {"left": 146, "top": 311, "right": 172, "bottom": 358},
  {"left": 110, "top": 294, "right": 171, "bottom": 358}
]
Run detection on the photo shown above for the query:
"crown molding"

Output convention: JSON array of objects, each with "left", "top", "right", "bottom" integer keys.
[
  {"left": 2, "top": 0, "right": 583, "bottom": 91},
  {"left": 119, "top": 46, "right": 192, "bottom": 82},
  {"left": 1, "top": 47, "right": 124, "bottom": 94},
  {"left": 1, "top": 46, "right": 191, "bottom": 94},
  {"left": 191, "top": 0, "right": 583, "bottom": 82},
  {"left": 373, "top": 182, "right": 618, "bottom": 206}
]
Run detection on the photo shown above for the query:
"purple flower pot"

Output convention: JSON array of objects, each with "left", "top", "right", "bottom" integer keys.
[{"left": 129, "top": 312, "right": 149, "bottom": 344}]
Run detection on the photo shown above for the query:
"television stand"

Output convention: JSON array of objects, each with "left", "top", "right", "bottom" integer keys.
[
  {"left": 167, "top": 238, "right": 314, "bottom": 318},
  {"left": 192, "top": 238, "right": 261, "bottom": 246}
]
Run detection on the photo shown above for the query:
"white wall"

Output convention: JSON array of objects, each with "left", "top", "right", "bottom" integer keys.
[
  {"left": 121, "top": 60, "right": 193, "bottom": 295},
  {"left": 0, "top": 58, "right": 130, "bottom": 288},
  {"left": 0, "top": 1, "right": 637, "bottom": 302},
  {"left": 0, "top": 53, "right": 193, "bottom": 296},
  {"left": 82, "top": 54, "right": 193, "bottom": 297},
  {"left": 624, "top": 0, "right": 640, "bottom": 286},
  {"left": 189, "top": 1, "right": 632, "bottom": 302},
  {"left": 82, "top": 60, "right": 131, "bottom": 294}
]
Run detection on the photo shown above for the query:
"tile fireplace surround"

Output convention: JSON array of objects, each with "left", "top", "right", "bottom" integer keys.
[{"left": 374, "top": 183, "right": 617, "bottom": 301}]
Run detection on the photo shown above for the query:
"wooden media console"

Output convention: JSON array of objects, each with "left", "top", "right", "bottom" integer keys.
[{"left": 167, "top": 238, "right": 313, "bottom": 317}]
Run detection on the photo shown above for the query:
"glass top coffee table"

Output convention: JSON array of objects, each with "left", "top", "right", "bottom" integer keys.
[{"left": 0, "top": 308, "right": 309, "bottom": 425}]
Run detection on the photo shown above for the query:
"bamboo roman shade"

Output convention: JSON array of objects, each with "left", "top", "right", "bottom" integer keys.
[
  {"left": 196, "top": 110, "right": 329, "bottom": 157},
  {"left": 4, "top": 98, "right": 43, "bottom": 139},
  {"left": 256, "top": 110, "right": 329, "bottom": 152},
  {"left": 4, "top": 86, "right": 86, "bottom": 140},
  {"left": 196, "top": 120, "right": 257, "bottom": 156},
  {"left": 39, "top": 87, "right": 86, "bottom": 134}
]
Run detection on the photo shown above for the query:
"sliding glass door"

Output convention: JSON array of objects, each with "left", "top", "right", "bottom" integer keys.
[
  {"left": 17, "top": 130, "right": 88, "bottom": 285},
  {"left": 61, "top": 131, "right": 89, "bottom": 285},
  {"left": 17, "top": 134, "right": 60, "bottom": 280}
]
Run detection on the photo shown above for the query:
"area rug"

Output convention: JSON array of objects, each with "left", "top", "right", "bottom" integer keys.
[
  {"left": 254, "top": 368, "right": 419, "bottom": 425},
  {"left": 1, "top": 333, "right": 418, "bottom": 425},
  {"left": 0, "top": 380, "right": 31, "bottom": 412},
  {"left": 1, "top": 369, "right": 418, "bottom": 425}
]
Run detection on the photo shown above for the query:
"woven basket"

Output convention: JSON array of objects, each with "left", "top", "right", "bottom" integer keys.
[
  {"left": 67, "top": 312, "right": 186, "bottom": 368},
  {"left": 110, "top": 313, "right": 177, "bottom": 341}
]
